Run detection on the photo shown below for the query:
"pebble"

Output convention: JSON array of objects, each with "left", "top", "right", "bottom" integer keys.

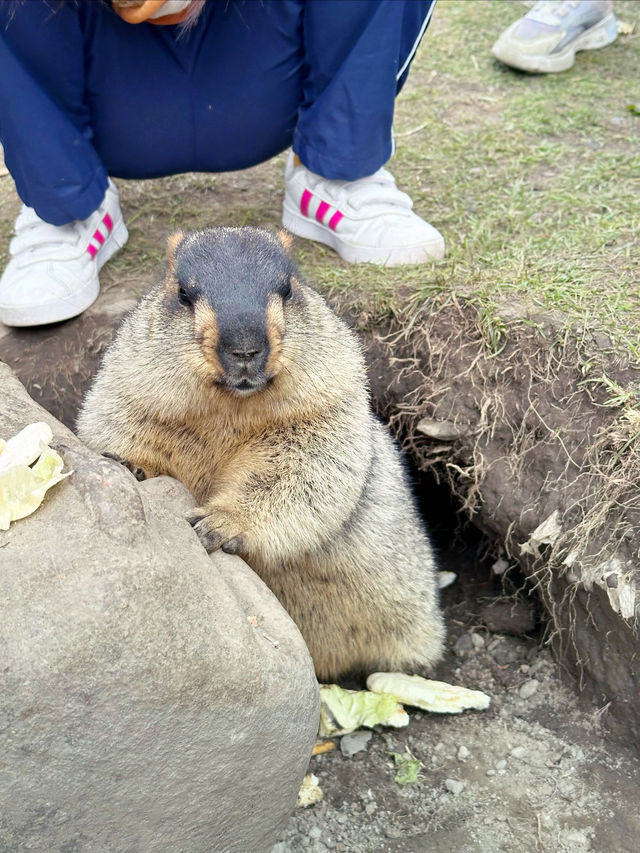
[
  {"left": 490, "top": 640, "right": 528, "bottom": 666},
  {"left": 563, "top": 830, "right": 588, "bottom": 846},
  {"left": 336, "top": 815, "right": 348, "bottom": 826},
  {"left": 454, "top": 633, "right": 474, "bottom": 657},
  {"left": 491, "top": 558, "right": 509, "bottom": 575},
  {"left": 385, "top": 827, "right": 404, "bottom": 839},
  {"left": 309, "top": 827, "right": 322, "bottom": 841},
  {"left": 511, "top": 746, "right": 527, "bottom": 760},
  {"left": 271, "top": 844, "right": 290, "bottom": 853},
  {"left": 340, "top": 730, "right": 372, "bottom": 757},
  {"left": 438, "top": 570, "right": 458, "bottom": 589},
  {"left": 481, "top": 598, "right": 536, "bottom": 636},
  {"left": 365, "top": 804, "right": 377, "bottom": 816},
  {"left": 495, "top": 759, "right": 507, "bottom": 771},
  {"left": 444, "top": 779, "right": 465, "bottom": 795},
  {"left": 518, "top": 679, "right": 540, "bottom": 699},
  {"left": 486, "top": 769, "right": 495, "bottom": 777},
  {"left": 471, "top": 632, "right": 485, "bottom": 650},
  {"left": 457, "top": 745, "right": 470, "bottom": 761}
]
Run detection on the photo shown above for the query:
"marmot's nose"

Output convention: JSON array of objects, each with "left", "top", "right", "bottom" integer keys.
[{"left": 230, "top": 348, "right": 264, "bottom": 364}]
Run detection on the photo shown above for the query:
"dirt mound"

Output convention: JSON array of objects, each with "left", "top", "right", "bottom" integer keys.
[{"left": 340, "top": 290, "right": 640, "bottom": 739}]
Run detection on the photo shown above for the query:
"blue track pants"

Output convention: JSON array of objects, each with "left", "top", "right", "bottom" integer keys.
[{"left": 0, "top": 0, "right": 435, "bottom": 225}]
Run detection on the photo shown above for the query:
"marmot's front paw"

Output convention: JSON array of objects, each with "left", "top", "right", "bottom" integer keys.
[
  {"left": 102, "top": 451, "right": 148, "bottom": 481},
  {"left": 187, "top": 507, "right": 245, "bottom": 554}
]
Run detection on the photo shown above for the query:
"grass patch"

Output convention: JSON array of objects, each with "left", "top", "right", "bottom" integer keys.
[{"left": 0, "top": 0, "right": 637, "bottom": 357}]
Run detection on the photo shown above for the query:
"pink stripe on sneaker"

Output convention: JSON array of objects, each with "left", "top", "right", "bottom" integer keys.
[
  {"left": 328, "top": 210, "right": 344, "bottom": 231},
  {"left": 316, "top": 201, "right": 330, "bottom": 224},
  {"left": 300, "top": 189, "right": 312, "bottom": 217},
  {"left": 87, "top": 244, "right": 98, "bottom": 259},
  {"left": 93, "top": 229, "right": 105, "bottom": 246},
  {"left": 102, "top": 212, "right": 113, "bottom": 232}
]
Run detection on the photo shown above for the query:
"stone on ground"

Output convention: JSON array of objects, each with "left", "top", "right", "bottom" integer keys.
[{"left": 0, "top": 363, "right": 319, "bottom": 853}]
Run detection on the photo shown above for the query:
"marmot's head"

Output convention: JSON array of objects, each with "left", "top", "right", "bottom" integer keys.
[{"left": 163, "top": 227, "right": 298, "bottom": 396}]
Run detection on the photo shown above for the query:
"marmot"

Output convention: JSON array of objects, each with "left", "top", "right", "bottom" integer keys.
[{"left": 77, "top": 227, "right": 445, "bottom": 680}]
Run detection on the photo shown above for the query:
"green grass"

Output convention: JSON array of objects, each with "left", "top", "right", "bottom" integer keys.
[
  {"left": 0, "top": 0, "right": 637, "bottom": 358},
  {"left": 302, "top": 0, "right": 640, "bottom": 355}
]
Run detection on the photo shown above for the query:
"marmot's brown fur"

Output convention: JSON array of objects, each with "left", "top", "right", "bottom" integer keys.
[{"left": 77, "top": 227, "right": 445, "bottom": 680}]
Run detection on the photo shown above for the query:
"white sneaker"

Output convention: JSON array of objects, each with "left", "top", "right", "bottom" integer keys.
[
  {"left": 0, "top": 178, "right": 128, "bottom": 327},
  {"left": 282, "top": 152, "right": 445, "bottom": 265}
]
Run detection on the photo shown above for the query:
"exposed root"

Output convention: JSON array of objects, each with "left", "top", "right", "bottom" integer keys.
[{"left": 341, "top": 289, "right": 640, "bottom": 720}]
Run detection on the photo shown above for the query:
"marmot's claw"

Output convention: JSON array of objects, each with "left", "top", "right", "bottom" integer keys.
[
  {"left": 221, "top": 536, "right": 243, "bottom": 555},
  {"left": 187, "top": 509, "right": 243, "bottom": 554},
  {"left": 197, "top": 526, "right": 224, "bottom": 552},
  {"left": 186, "top": 509, "right": 207, "bottom": 527},
  {"left": 102, "top": 451, "right": 148, "bottom": 481}
]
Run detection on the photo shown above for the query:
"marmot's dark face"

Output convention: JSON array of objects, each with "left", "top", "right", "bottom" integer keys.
[{"left": 165, "top": 227, "right": 297, "bottom": 396}]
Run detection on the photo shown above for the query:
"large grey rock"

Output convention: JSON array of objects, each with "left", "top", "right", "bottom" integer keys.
[{"left": 0, "top": 363, "right": 319, "bottom": 853}]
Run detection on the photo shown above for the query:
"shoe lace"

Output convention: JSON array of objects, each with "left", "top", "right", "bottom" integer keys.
[
  {"left": 323, "top": 169, "right": 414, "bottom": 214},
  {"left": 11, "top": 206, "right": 83, "bottom": 257}
]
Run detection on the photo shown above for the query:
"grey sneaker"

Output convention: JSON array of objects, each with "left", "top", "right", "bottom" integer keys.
[{"left": 492, "top": 0, "right": 617, "bottom": 73}]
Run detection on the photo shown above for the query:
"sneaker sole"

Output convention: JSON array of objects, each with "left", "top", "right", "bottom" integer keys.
[
  {"left": 0, "top": 220, "right": 129, "bottom": 327},
  {"left": 492, "top": 12, "right": 617, "bottom": 73},
  {"left": 282, "top": 205, "right": 445, "bottom": 266}
]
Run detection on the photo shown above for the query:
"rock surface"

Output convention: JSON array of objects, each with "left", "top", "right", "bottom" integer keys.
[{"left": 0, "top": 363, "right": 319, "bottom": 853}]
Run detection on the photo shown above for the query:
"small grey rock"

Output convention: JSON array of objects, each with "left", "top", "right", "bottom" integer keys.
[
  {"left": 454, "top": 633, "right": 475, "bottom": 657},
  {"left": 457, "top": 745, "right": 470, "bottom": 761},
  {"left": 340, "top": 730, "right": 372, "bottom": 757},
  {"left": 491, "top": 558, "right": 509, "bottom": 576},
  {"left": 416, "top": 418, "right": 463, "bottom": 441},
  {"left": 309, "top": 826, "right": 322, "bottom": 840},
  {"left": 365, "top": 803, "right": 377, "bottom": 816},
  {"left": 471, "top": 632, "right": 485, "bottom": 650},
  {"left": 519, "top": 679, "right": 540, "bottom": 699},
  {"left": 444, "top": 779, "right": 465, "bottom": 795},
  {"left": 385, "top": 827, "right": 404, "bottom": 839},
  {"left": 495, "top": 759, "right": 507, "bottom": 771},
  {"left": 563, "top": 830, "right": 588, "bottom": 846},
  {"left": 481, "top": 598, "right": 536, "bottom": 636},
  {"left": 490, "top": 639, "right": 529, "bottom": 666},
  {"left": 510, "top": 746, "right": 527, "bottom": 760}
]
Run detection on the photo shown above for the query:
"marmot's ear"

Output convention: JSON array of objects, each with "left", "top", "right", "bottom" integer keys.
[
  {"left": 276, "top": 229, "right": 293, "bottom": 256},
  {"left": 167, "top": 230, "right": 184, "bottom": 272}
]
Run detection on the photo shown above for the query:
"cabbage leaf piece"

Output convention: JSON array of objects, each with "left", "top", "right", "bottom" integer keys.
[
  {"left": 0, "top": 442, "right": 71, "bottom": 530},
  {"left": 366, "top": 672, "right": 490, "bottom": 714},
  {"left": 0, "top": 422, "right": 53, "bottom": 474},
  {"left": 390, "top": 751, "right": 422, "bottom": 785},
  {"left": 318, "top": 683, "right": 409, "bottom": 737}
]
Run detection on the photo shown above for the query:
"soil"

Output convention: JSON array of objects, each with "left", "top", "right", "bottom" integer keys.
[{"left": 275, "top": 537, "right": 640, "bottom": 853}]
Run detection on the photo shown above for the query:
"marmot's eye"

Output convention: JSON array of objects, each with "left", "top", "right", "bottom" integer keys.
[
  {"left": 177, "top": 283, "right": 192, "bottom": 307},
  {"left": 281, "top": 277, "right": 292, "bottom": 300}
]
